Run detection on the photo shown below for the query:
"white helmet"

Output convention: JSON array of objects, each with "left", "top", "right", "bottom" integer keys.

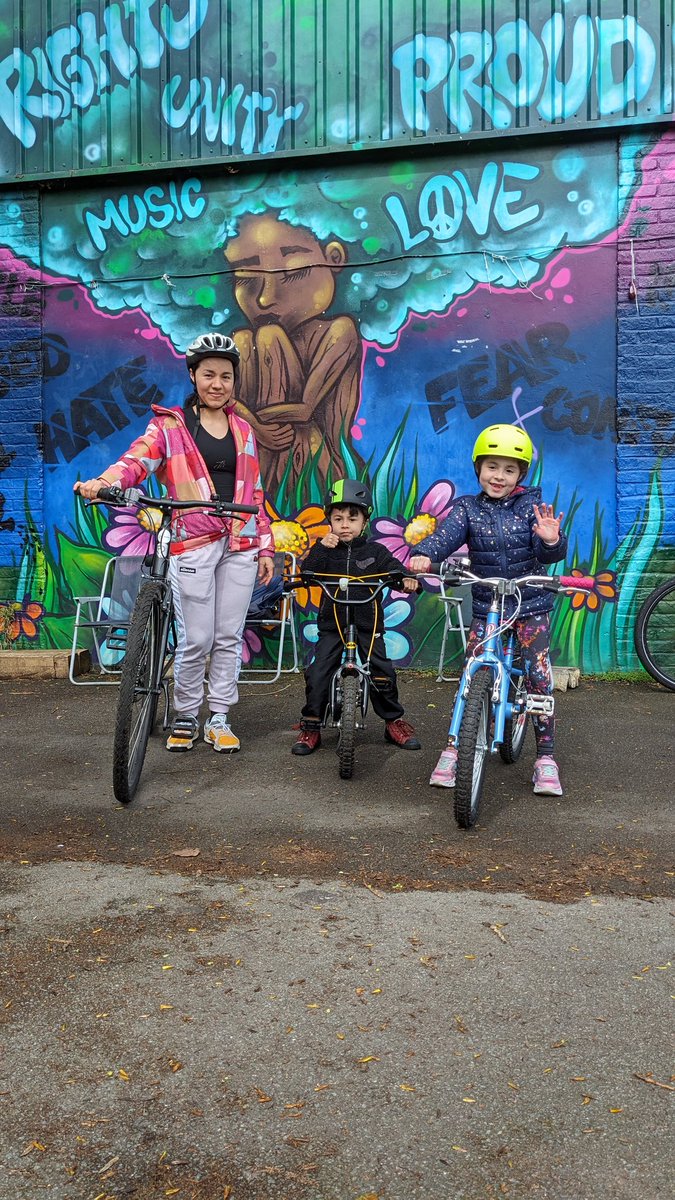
[{"left": 185, "top": 332, "right": 240, "bottom": 372}]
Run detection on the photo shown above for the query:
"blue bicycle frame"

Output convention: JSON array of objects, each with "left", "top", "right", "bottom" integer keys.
[{"left": 445, "top": 580, "right": 552, "bottom": 753}]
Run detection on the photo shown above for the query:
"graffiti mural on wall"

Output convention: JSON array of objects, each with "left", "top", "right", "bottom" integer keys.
[
  {"left": 0, "top": 130, "right": 673, "bottom": 670},
  {"left": 0, "top": 0, "right": 671, "bottom": 177}
]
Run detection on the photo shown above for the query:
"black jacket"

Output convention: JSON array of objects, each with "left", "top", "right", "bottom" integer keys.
[{"left": 302, "top": 536, "right": 409, "bottom": 634}]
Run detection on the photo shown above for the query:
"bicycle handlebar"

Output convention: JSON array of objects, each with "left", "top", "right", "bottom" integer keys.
[
  {"left": 286, "top": 567, "right": 411, "bottom": 606},
  {"left": 428, "top": 558, "right": 595, "bottom": 593},
  {"left": 92, "top": 485, "right": 259, "bottom": 516}
]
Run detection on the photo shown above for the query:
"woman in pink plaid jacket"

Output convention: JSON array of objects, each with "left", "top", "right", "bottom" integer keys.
[{"left": 74, "top": 333, "right": 275, "bottom": 755}]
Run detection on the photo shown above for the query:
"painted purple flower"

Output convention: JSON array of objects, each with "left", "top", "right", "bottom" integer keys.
[
  {"left": 372, "top": 481, "right": 456, "bottom": 565},
  {"left": 103, "top": 507, "right": 158, "bottom": 558},
  {"left": 241, "top": 626, "right": 262, "bottom": 666}
]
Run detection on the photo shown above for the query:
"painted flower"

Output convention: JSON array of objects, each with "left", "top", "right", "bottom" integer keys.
[
  {"left": 265, "top": 499, "right": 330, "bottom": 610},
  {"left": 241, "top": 626, "right": 262, "bottom": 666},
  {"left": 569, "top": 568, "right": 619, "bottom": 612},
  {"left": 4, "top": 597, "right": 45, "bottom": 642},
  {"left": 371, "top": 481, "right": 456, "bottom": 566},
  {"left": 103, "top": 505, "right": 161, "bottom": 558},
  {"left": 302, "top": 594, "right": 415, "bottom": 666}
]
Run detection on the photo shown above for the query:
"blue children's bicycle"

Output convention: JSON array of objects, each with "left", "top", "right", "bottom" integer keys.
[{"left": 431, "top": 558, "right": 594, "bottom": 829}]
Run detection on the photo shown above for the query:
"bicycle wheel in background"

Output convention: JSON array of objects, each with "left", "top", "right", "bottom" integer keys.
[
  {"left": 634, "top": 579, "right": 675, "bottom": 691},
  {"left": 337, "top": 673, "right": 359, "bottom": 779},
  {"left": 499, "top": 664, "right": 528, "bottom": 763},
  {"left": 454, "top": 667, "right": 493, "bottom": 829},
  {"left": 113, "top": 581, "right": 163, "bottom": 805}
]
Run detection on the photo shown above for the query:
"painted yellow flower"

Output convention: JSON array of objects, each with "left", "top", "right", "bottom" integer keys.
[{"left": 265, "top": 501, "right": 330, "bottom": 610}]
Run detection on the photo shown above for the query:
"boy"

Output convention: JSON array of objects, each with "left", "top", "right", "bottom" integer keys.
[
  {"left": 292, "top": 479, "right": 420, "bottom": 755},
  {"left": 410, "top": 424, "right": 567, "bottom": 795}
]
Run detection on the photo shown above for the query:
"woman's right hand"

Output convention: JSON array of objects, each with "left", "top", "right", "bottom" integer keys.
[{"left": 73, "top": 478, "right": 105, "bottom": 500}]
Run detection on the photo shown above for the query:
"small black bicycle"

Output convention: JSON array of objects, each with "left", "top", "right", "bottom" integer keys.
[
  {"left": 287, "top": 567, "right": 408, "bottom": 779},
  {"left": 92, "top": 486, "right": 258, "bottom": 805}
]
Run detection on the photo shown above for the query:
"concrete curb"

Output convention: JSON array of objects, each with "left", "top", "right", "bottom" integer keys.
[
  {"left": 0, "top": 649, "right": 90, "bottom": 679},
  {"left": 552, "top": 666, "right": 581, "bottom": 691}
]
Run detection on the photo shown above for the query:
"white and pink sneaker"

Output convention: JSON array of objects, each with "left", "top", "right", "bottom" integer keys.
[
  {"left": 429, "top": 746, "right": 458, "bottom": 788},
  {"left": 532, "top": 756, "right": 563, "bottom": 795}
]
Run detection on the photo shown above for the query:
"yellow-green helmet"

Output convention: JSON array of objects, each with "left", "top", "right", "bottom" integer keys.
[{"left": 472, "top": 424, "right": 534, "bottom": 477}]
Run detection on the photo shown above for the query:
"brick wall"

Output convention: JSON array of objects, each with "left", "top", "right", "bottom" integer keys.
[
  {"left": 617, "top": 132, "right": 675, "bottom": 554},
  {"left": 0, "top": 191, "right": 43, "bottom": 559}
]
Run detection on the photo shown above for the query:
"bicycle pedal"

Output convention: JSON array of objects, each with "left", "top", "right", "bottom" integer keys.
[{"left": 525, "top": 695, "right": 555, "bottom": 716}]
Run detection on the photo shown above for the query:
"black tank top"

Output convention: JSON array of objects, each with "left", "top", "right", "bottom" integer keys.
[{"left": 187, "top": 409, "right": 236, "bottom": 502}]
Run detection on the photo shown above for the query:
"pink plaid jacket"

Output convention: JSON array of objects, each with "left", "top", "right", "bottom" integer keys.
[{"left": 98, "top": 404, "right": 275, "bottom": 557}]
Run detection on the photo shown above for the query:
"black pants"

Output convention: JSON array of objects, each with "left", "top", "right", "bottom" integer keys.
[{"left": 302, "top": 628, "right": 404, "bottom": 724}]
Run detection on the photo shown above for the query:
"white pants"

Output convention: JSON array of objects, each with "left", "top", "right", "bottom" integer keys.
[{"left": 169, "top": 540, "right": 258, "bottom": 719}]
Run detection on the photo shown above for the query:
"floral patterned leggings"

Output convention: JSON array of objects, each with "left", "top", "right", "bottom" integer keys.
[{"left": 466, "top": 613, "right": 555, "bottom": 755}]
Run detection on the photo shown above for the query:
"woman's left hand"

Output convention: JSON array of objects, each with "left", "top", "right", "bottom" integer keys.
[{"left": 257, "top": 555, "right": 275, "bottom": 584}]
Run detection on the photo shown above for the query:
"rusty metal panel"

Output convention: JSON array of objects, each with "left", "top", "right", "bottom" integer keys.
[{"left": 0, "top": 0, "right": 674, "bottom": 183}]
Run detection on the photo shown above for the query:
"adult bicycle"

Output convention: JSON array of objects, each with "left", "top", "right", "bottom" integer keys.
[
  {"left": 634, "top": 578, "right": 675, "bottom": 691},
  {"left": 92, "top": 486, "right": 258, "bottom": 805},
  {"left": 429, "top": 559, "right": 595, "bottom": 829},
  {"left": 287, "top": 567, "right": 409, "bottom": 779}
]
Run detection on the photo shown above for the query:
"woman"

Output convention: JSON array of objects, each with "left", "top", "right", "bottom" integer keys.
[{"left": 74, "top": 332, "right": 275, "bottom": 754}]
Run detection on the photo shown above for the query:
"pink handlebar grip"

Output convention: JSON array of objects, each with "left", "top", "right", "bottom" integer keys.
[{"left": 559, "top": 575, "right": 595, "bottom": 591}]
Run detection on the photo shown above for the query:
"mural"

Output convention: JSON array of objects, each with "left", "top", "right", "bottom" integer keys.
[
  {"left": 0, "top": 0, "right": 671, "bottom": 178},
  {"left": 0, "top": 127, "right": 673, "bottom": 672}
]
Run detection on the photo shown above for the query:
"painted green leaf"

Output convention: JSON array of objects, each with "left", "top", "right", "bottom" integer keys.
[{"left": 56, "top": 534, "right": 113, "bottom": 604}]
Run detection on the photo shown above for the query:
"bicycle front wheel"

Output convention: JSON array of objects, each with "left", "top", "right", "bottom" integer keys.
[
  {"left": 499, "top": 666, "right": 528, "bottom": 764},
  {"left": 455, "top": 667, "right": 492, "bottom": 829},
  {"left": 634, "top": 579, "right": 675, "bottom": 691},
  {"left": 113, "top": 581, "right": 163, "bottom": 805},
  {"left": 337, "top": 673, "right": 359, "bottom": 780}
]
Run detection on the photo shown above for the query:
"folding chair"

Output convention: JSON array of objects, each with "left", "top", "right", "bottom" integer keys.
[
  {"left": 238, "top": 552, "right": 300, "bottom": 685},
  {"left": 68, "top": 554, "right": 144, "bottom": 684},
  {"left": 436, "top": 579, "right": 468, "bottom": 682}
]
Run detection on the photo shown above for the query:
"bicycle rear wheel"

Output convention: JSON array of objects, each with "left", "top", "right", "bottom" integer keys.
[
  {"left": 634, "top": 579, "right": 675, "bottom": 691},
  {"left": 454, "top": 667, "right": 492, "bottom": 829},
  {"left": 337, "top": 673, "right": 359, "bottom": 780},
  {"left": 113, "top": 581, "right": 163, "bottom": 805}
]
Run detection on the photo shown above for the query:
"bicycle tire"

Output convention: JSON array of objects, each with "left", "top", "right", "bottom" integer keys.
[
  {"left": 634, "top": 579, "right": 675, "bottom": 691},
  {"left": 337, "top": 673, "right": 359, "bottom": 780},
  {"left": 454, "top": 667, "right": 492, "bottom": 829},
  {"left": 113, "top": 581, "right": 163, "bottom": 805},
  {"left": 499, "top": 667, "right": 528, "bottom": 763}
]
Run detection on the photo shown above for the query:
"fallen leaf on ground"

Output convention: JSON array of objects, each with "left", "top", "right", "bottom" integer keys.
[
  {"left": 172, "top": 848, "right": 200, "bottom": 857},
  {"left": 488, "top": 924, "right": 508, "bottom": 944}
]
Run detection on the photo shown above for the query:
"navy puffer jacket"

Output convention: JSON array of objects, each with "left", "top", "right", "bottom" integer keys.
[{"left": 415, "top": 485, "right": 567, "bottom": 618}]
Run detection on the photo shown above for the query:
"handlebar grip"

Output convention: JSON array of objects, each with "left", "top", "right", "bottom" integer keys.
[
  {"left": 96, "top": 485, "right": 125, "bottom": 504},
  {"left": 559, "top": 574, "right": 595, "bottom": 591},
  {"left": 223, "top": 502, "right": 259, "bottom": 515}
]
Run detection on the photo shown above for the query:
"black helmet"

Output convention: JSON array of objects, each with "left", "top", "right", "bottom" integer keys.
[
  {"left": 324, "top": 479, "right": 373, "bottom": 516},
  {"left": 186, "top": 332, "right": 240, "bottom": 372}
]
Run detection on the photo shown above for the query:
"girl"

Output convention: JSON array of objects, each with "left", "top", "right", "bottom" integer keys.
[{"left": 410, "top": 424, "right": 567, "bottom": 796}]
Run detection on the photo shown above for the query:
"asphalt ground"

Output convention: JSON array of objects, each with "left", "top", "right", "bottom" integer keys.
[{"left": 0, "top": 674, "right": 673, "bottom": 1199}]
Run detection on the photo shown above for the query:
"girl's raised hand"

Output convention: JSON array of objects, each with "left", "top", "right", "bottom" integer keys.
[{"left": 533, "top": 502, "right": 564, "bottom": 545}]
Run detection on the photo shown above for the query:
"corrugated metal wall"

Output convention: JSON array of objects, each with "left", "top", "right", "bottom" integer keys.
[{"left": 1, "top": 0, "right": 673, "bottom": 182}]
